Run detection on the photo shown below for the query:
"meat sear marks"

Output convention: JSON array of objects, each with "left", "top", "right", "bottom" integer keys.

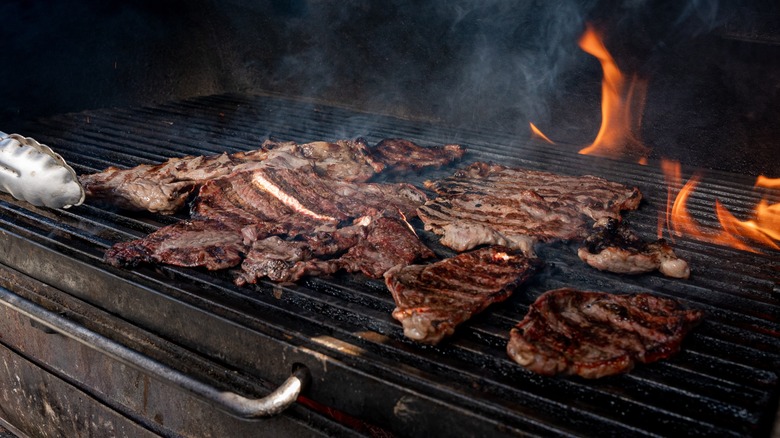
[
  {"left": 418, "top": 162, "right": 642, "bottom": 254},
  {"left": 507, "top": 288, "right": 704, "bottom": 378},
  {"left": 385, "top": 246, "right": 539, "bottom": 345}
]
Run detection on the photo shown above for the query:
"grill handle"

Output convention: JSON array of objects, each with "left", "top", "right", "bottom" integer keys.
[{"left": 0, "top": 286, "right": 310, "bottom": 418}]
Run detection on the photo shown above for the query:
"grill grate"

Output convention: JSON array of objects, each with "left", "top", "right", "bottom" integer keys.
[{"left": 2, "top": 93, "right": 778, "bottom": 437}]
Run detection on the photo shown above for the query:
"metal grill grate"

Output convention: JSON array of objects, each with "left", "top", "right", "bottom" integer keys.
[{"left": 1, "top": 93, "right": 778, "bottom": 437}]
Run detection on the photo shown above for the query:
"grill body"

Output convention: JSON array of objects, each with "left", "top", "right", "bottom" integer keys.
[{"left": 0, "top": 93, "right": 778, "bottom": 437}]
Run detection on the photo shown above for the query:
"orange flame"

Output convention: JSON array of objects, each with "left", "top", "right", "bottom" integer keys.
[
  {"left": 757, "top": 175, "right": 780, "bottom": 189},
  {"left": 529, "top": 122, "right": 555, "bottom": 144},
  {"left": 659, "top": 159, "right": 683, "bottom": 239},
  {"left": 578, "top": 25, "right": 649, "bottom": 164},
  {"left": 661, "top": 162, "right": 780, "bottom": 252}
]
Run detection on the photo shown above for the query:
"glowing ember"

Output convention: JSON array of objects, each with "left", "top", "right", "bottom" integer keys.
[
  {"left": 577, "top": 25, "right": 649, "bottom": 164},
  {"left": 660, "top": 161, "right": 780, "bottom": 252},
  {"left": 529, "top": 122, "right": 555, "bottom": 144}
]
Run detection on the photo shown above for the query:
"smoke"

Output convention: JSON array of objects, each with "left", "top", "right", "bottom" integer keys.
[
  {"left": 434, "top": 1, "right": 591, "bottom": 128},
  {"left": 254, "top": 0, "right": 595, "bottom": 133},
  {"left": 2, "top": 0, "right": 763, "bottom": 148},
  {"left": 255, "top": 0, "right": 742, "bottom": 136}
]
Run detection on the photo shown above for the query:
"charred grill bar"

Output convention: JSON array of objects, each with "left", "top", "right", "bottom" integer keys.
[{"left": 0, "top": 93, "right": 777, "bottom": 436}]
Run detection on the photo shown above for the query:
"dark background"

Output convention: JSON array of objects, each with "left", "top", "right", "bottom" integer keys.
[{"left": 0, "top": 0, "right": 778, "bottom": 176}]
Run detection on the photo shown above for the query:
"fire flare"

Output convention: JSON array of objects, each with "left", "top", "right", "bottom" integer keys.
[
  {"left": 661, "top": 161, "right": 780, "bottom": 252},
  {"left": 578, "top": 25, "right": 649, "bottom": 164},
  {"left": 529, "top": 122, "right": 555, "bottom": 144}
]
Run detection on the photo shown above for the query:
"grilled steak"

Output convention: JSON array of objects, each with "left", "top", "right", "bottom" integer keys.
[
  {"left": 418, "top": 162, "right": 642, "bottom": 254},
  {"left": 337, "top": 216, "right": 436, "bottom": 278},
  {"left": 105, "top": 168, "right": 429, "bottom": 270},
  {"left": 371, "top": 138, "right": 465, "bottom": 172},
  {"left": 579, "top": 218, "right": 691, "bottom": 279},
  {"left": 81, "top": 138, "right": 462, "bottom": 214},
  {"left": 105, "top": 218, "right": 272, "bottom": 270},
  {"left": 385, "top": 246, "right": 539, "bottom": 345},
  {"left": 507, "top": 288, "right": 704, "bottom": 378},
  {"left": 237, "top": 216, "right": 435, "bottom": 285}
]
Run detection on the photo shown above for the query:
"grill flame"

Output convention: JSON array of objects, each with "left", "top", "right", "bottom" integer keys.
[
  {"left": 529, "top": 122, "right": 555, "bottom": 144},
  {"left": 660, "top": 161, "right": 780, "bottom": 252},
  {"left": 577, "top": 25, "right": 649, "bottom": 164}
]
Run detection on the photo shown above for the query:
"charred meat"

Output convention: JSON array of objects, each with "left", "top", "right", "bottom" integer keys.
[
  {"left": 507, "top": 288, "right": 703, "bottom": 378},
  {"left": 418, "top": 162, "right": 642, "bottom": 254},
  {"left": 237, "top": 216, "right": 435, "bottom": 285},
  {"left": 81, "top": 138, "right": 462, "bottom": 214},
  {"left": 336, "top": 215, "right": 436, "bottom": 279},
  {"left": 578, "top": 218, "right": 691, "bottom": 279},
  {"left": 385, "top": 246, "right": 539, "bottom": 345}
]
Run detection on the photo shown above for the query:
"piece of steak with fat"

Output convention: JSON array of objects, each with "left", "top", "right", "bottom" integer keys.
[
  {"left": 418, "top": 162, "right": 642, "bottom": 254},
  {"left": 578, "top": 218, "right": 690, "bottom": 279},
  {"left": 507, "top": 288, "right": 703, "bottom": 378},
  {"left": 385, "top": 246, "right": 539, "bottom": 345}
]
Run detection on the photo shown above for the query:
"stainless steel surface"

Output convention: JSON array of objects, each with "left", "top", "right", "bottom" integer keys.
[
  {"left": 0, "top": 132, "right": 84, "bottom": 209},
  {"left": 0, "top": 287, "right": 310, "bottom": 419},
  {"left": 0, "top": 262, "right": 359, "bottom": 437}
]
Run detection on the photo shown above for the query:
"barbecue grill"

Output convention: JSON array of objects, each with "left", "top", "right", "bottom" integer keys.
[
  {"left": 0, "top": 92, "right": 777, "bottom": 437},
  {"left": 1, "top": 1, "right": 779, "bottom": 437}
]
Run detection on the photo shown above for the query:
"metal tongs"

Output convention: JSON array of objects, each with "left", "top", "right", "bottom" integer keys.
[{"left": 0, "top": 131, "right": 85, "bottom": 209}]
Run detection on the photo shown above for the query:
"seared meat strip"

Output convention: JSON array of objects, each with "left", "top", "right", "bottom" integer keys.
[
  {"left": 234, "top": 236, "right": 318, "bottom": 284},
  {"left": 237, "top": 216, "right": 435, "bottom": 285},
  {"left": 337, "top": 216, "right": 436, "bottom": 278},
  {"left": 371, "top": 138, "right": 465, "bottom": 172},
  {"left": 81, "top": 138, "right": 462, "bottom": 214},
  {"left": 578, "top": 218, "right": 691, "bottom": 279},
  {"left": 418, "top": 162, "right": 642, "bottom": 254},
  {"left": 507, "top": 288, "right": 703, "bottom": 378},
  {"left": 105, "top": 168, "right": 429, "bottom": 270},
  {"left": 105, "top": 219, "right": 280, "bottom": 270},
  {"left": 385, "top": 246, "right": 539, "bottom": 345}
]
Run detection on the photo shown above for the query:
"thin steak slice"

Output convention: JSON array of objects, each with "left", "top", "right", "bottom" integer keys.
[
  {"left": 236, "top": 216, "right": 435, "bottom": 285},
  {"left": 418, "top": 162, "right": 642, "bottom": 254},
  {"left": 578, "top": 218, "right": 691, "bottom": 279},
  {"left": 385, "top": 246, "right": 539, "bottom": 345},
  {"left": 507, "top": 288, "right": 704, "bottom": 379},
  {"left": 371, "top": 138, "right": 465, "bottom": 172},
  {"left": 105, "top": 219, "right": 285, "bottom": 270}
]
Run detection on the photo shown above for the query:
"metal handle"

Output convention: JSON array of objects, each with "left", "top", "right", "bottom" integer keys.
[{"left": 0, "top": 286, "right": 309, "bottom": 418}]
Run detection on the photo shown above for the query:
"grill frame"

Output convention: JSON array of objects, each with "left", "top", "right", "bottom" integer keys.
[{"left": 1, "top": 93, "right": 778, "bottom": 437}]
